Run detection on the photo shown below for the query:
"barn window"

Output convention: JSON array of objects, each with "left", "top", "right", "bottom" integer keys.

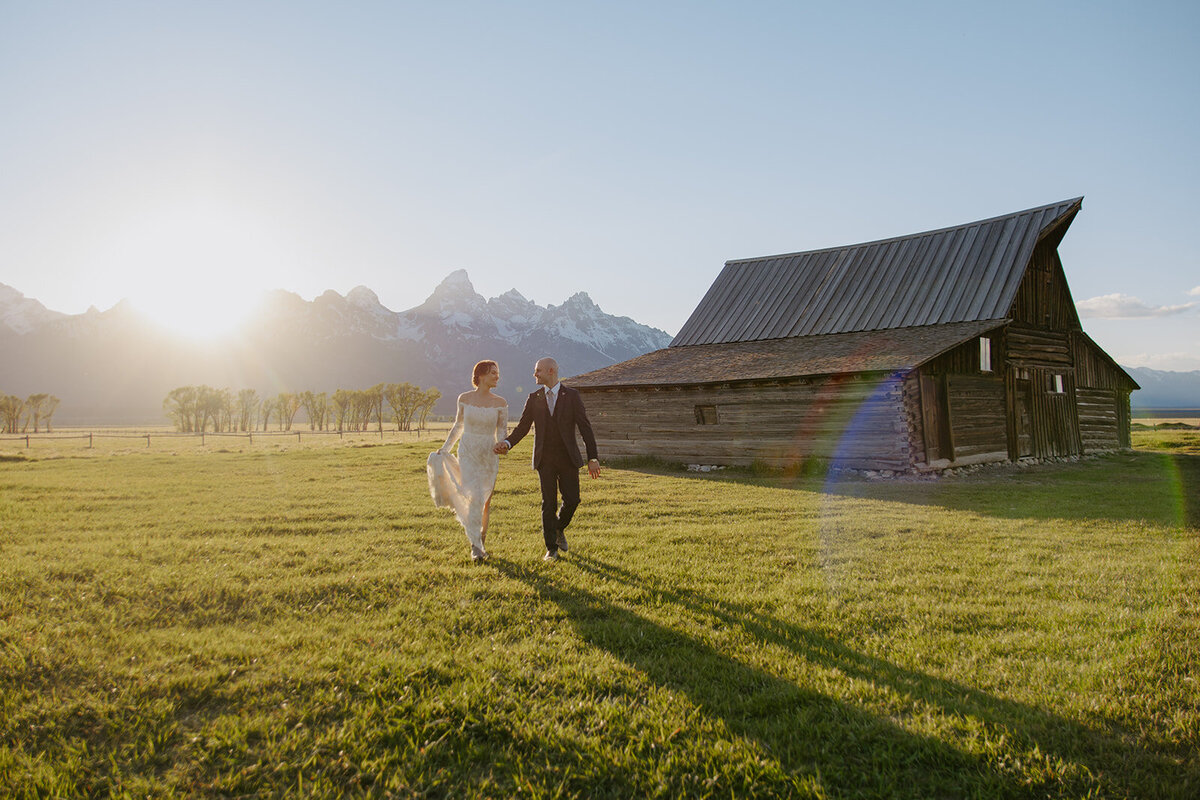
[
  {"left": 1050, "top": 374, "right": 1065, "bottom": 394},
  {"left": 979, "top": 337, "right": 992, "bottom": 372},
  {"left": 694, "top": 405, "right": 719, "bottom": 425}
]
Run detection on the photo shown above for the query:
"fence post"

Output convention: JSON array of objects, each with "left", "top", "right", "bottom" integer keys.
[
  {"left": 201, "top": 433, "right": 205, "bottom": 446},
  {"left": 249, "top": 432, "right": 253, "bottom": 445},
  {"left": 88, "top": 433, "right": 93, "bottom": 449},
  {"left": 146, "top": 433, "right": 151, "bottom": 448},
  {"left": 25, "top": 434, "right": 30, "bottom": 449},
  {"left": 296, "top": 431, "right": 301, "bottom": 443}
]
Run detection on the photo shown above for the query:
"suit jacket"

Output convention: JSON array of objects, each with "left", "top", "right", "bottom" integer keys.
[{"left": 506, "top": 384, "right": 599, "bottom": 470}]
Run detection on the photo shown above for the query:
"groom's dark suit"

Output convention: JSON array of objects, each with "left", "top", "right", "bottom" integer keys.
[{"left": 504, "top": 383, "right": 599, "bottom": 555}]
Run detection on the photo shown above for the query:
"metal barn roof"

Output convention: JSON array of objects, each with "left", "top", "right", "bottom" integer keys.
[
  {"left": 671, "top": 198, "right": 1083, "bottom": 347},
  {"left": 568, "top": 320, "right": 1006, "bottom": 389}
]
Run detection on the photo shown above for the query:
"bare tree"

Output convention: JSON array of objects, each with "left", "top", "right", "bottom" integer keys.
[
  {"left": 331, "top": 389, "right": 352, "bottom": 432},
  {"left": 0, "top": 394, "right": 26, "bottom": 434},
  {"left": 300, "top": 390, "right": 329, "bottom": 431},
  {"left": 25, "top": 394, "right": 49, "bottom": 433},
  {"left": 276, "top": 392, "right": 301, "bottom": 431},
  {"left": 367, "top": 384, "right": 385, "bottom": 433},
  {"left": 384, "top": 382, "right": 421, "bottom": 431},
  {"left": 41, "top": 396, "right": 60, "bottom": 432},
  {"left": 260, "top": 397, "right": 275, "bottom": 432},
  {"left": 163, "top": 386, "right": 200, "bottom": 432},
  {"left": 416, "top": 387, "right": 442, "bottom": 432},
  {"left": 218, "top": 388, "right": 235, "bottom": 432},
  {"left": 237, "top": 389, "right": 259, "bottom": 432},
  {"left": 350, "top": 389, "right": 374, "bottom": 431},
  {"left": 195, "top": 386, "right": 225, "bottom": 433},
  {"left": 315, "top": 391, "right": 329, "bottom": 431}
]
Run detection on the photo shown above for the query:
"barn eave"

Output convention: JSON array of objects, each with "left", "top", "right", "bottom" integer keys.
[{"left": 567, "top": 320, "right": 1009, "bottom": 390}]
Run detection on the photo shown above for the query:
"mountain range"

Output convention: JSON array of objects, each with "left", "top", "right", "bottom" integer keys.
[
  {"left": 1123, "top": 366, "right": 1200, "bottom": 412},
  {"left": 0, "top": 272, "right": 672, "bottom": 424},
  {"left": 1, "top": 276, "right": 1196, "bottom": 425}
]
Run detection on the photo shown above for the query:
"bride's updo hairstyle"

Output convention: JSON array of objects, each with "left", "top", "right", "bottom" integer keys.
[{"left": 472, "top": 360, "right": 498, "bottom": 387}]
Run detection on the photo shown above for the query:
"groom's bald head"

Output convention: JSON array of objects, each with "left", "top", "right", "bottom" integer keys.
[{"left": 534, "top": 357, "right": 559, "bottom": 387}]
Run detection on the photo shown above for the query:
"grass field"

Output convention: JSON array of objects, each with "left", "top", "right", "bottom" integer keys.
[
  {"left": 1, "top": 437, "right": 1197, "bottom": 798},
  {"left": 1132, "top": 421, "right": 1200, "bottom": 455}
]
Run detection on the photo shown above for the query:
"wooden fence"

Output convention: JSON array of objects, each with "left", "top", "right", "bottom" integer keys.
[{"left": 0, "top": 427, "right": 440, "bottom": 450}]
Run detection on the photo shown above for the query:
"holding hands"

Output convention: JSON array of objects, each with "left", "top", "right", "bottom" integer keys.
[{"left": 494, "top": 441, "right": 598, "bottom": 477}]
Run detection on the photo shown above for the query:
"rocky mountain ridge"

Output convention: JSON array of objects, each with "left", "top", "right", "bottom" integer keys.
[
  {"left": 0, "top": 273, "right": 673, "bottom": 424},
  {"left": 1124, "top": 366, "right": 1200, "bottom": 410}
]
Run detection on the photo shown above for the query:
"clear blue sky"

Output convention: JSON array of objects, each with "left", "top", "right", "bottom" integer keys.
[{"left": 2, "top": 0, "right": 1197, "bottom": 368}]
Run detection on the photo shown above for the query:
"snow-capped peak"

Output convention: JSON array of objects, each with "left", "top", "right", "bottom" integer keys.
[
  {"left": 346, "top": 285, "right": 381, "bottom": 308},
  {"left": 417, "top": 269, "right": 491, "bottom": 334},
  {"left": 565, "top": 291, "right": 595, "bottom": 306},
  {"left": 424, "top": 270, "right": 484, "bottom": 307},
  {"left": 436, "top": 269, "right": 476, "bottom": 295},
  {"left": 497, "top": 288, "right": 529, "bottom": 303},
  {"left": 488, "top": 288, "right": 539, "bottom": 319}
]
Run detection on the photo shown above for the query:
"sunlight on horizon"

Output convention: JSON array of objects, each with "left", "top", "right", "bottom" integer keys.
[
  {"left": 106, "top": 197, "right": 293, "bottom": 340},
  {"left": 128, "top": 285, "right": 262, "bottom": 341}
]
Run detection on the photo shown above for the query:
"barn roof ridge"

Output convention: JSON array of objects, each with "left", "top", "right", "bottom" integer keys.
[{"left": 724, "top": 197, "right": 1084, "bottom": 265}]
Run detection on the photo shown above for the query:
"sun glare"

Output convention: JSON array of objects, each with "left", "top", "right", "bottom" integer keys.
[
  {"left": 131, "top": 280, "right": 261, "bottom": 341},
  {"left": 109, "top": 198, "right": 292, "bottom": 340}
]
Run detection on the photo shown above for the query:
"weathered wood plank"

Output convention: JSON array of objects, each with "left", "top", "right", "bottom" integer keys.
[{"left": 581, "top": 375, "right": 914, "bottom": 469}]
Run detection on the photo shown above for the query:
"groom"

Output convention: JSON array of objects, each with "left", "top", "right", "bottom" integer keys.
[{"left": 495, "top": 357, "right": 601, "bottom": 560}]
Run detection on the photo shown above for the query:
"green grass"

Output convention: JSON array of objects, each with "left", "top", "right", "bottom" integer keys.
[
  {"left": 1133, "top": 422, "right": 1200, "bottom": 454},
  {"left": 1, "top": 442, "right": 1197, "bottom": 798}
]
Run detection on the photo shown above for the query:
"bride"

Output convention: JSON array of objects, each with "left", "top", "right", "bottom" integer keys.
[{"left": 426, "top": 360, "right": 509, "bottom": 562}]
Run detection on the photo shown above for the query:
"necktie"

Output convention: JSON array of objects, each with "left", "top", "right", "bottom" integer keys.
[{"left": 547, "top": 387, "right": 556, "bottom": 415}]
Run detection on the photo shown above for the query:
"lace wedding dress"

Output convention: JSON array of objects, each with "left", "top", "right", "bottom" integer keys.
[{"left": 427, "top": 401, "right": 508, "bottom": 558}]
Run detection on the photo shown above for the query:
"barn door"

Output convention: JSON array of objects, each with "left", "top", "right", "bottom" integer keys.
[
  {"left": 1013, "top": 379, "right": 1033, "bottom": 458},
  {"left": 1026, "top": 369, "right": 1083, "bottom": 458},
  {"left": 920, "top": 373, "right": 954, "bottom": 463}
]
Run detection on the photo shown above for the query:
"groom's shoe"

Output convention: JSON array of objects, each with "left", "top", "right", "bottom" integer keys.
[
  {"left": 556, "top": 531, "right": 568, "bottom": 553},
  {"left": 543, "top": 549, "right": 560, "bottom": 561}
]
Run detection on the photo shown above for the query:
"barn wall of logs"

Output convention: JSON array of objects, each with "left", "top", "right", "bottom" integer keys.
[{"left": 576, "top": 373, "right": 912, "bottom": 470}]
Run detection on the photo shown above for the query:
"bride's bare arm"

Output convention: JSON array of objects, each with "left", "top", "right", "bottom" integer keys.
[{"left": 439, "top": 401, "right": 465, "bottom": 454}]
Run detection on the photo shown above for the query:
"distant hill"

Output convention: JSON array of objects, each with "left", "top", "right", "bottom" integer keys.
[
  {"left": 1125, "top": 366, "right": 1200, "bottom": 410},
  {"left": 0, "top": 273, "right": 672, "bottom": 424}
]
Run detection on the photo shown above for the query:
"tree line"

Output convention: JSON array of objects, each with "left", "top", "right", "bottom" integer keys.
[
  {"left": 162, "top": 384, "right": 442, "bottom": 434},
  {"left": 1, "top": 393, "right": 61, "bottom": 434}
]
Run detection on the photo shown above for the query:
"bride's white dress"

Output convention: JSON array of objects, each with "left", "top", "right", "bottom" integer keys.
[{"left": 427, "top": 401, "right": 508, "bottom": 552}]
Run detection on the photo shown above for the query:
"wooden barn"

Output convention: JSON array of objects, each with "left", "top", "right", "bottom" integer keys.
[{"left": 567, "top": 198, "right": 1139, "bottom": 472}]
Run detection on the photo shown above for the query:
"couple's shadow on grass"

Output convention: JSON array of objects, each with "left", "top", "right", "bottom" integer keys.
[{"left": 493, "top": 553, "right": 1192, "bottom": 798}]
